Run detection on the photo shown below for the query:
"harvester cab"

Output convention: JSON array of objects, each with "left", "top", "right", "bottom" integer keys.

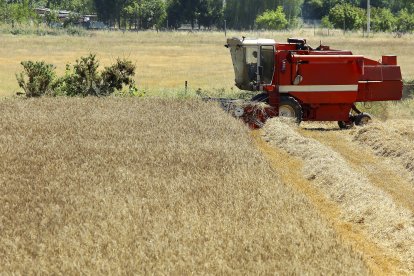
[{"left": 226, "top": 37, "right": 275, "bottom": 91}]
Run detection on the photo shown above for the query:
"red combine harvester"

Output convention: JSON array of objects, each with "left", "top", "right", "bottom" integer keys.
[{"left": 219, "top": 37, "right": 403, "bottom": 128}]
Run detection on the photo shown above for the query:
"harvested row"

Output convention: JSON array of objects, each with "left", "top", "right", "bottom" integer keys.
[
  {"left": 353, "top": 121, "right": 414, "bottom": 182},
  {"left": 263, "top": 119, "right": 414, "bottom": 274},
  {"left": 0, "top": 98, "right": 367, "bottom": 274},
  {"left": 297, "top": 121, "right": 414, "bottom": 220}
]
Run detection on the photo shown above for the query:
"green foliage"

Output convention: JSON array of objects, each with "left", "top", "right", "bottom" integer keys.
[
  {"left": 45, "top": 9, "right": 59, "bottom": 25},
  {"left": 101, "top": 59, "right": 137, "bottom": 95},
  {"left": 371, "top": 7, "right": 395, "bottom": 32},
  {"left": 16, "top": 54, "right": 137, "bottom": 98},
  {"left": 321, "top": 16, "right": 333, "bottom": 28},
  {"left": 166, "top": 0, "right": 223, "bottom": 29},
  {"left": 57, "top": 54, "right": 102, "bottom": 96},
  {"left": 55, "top": 54, "right": 137, "bottom": 97},
  {"left": 255, "top": 7, "right": 288, "bottom": 30},
  {"left": 9, "top": 0, "right": 37, "bottom": 24},
  {"left": 225, "top": 0, "right": 303, "bottom": 30},
  {"left": 16, "top": 61, "right": 56, "bottom": 97},
  {"left": 328, "top": 3, "right": 365, "bottom": 31},
  {"left": 395, "top": 9, "right": 414, "bottom": 33},
  {"left": 63, "top": 13, "right": 81, "bottom": 27},
  {"left": 123, "top": 0, "right": 166, "bottom": 30},
  {"left": 4, "top": 0, "right": 414, "bottom": 32},
  {"left": 3, "top": 24, "right": 86, "bottom": 36}
]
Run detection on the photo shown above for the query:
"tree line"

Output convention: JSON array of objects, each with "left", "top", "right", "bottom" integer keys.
[{"left": 1, "top": 0, "right": 414, "bottom": 32}]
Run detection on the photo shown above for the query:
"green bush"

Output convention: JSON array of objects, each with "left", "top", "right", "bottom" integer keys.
[
  {"left": 101, "top": 58, "right": 137, "bottom": 95},
  {"left": 55, "top": 54, "right": 137, "bottom": 97},
  {"left": 17, "top": 55, "right": 138, "bottom": 98},
  {"left": 56, "top": 54, "right": 102, "bottom": 97},
  {"left": 255, "top": 7, "right": 288, "bottom": 30},
  {"left": 16, "top": 61, "right": 56, "bottom": 97}
]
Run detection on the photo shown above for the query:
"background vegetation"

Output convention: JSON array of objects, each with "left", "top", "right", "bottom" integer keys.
[
  {"left": 1, "top": 0, "right": 414, "bottom": 32},
  {"left": 1, "top": 30, "right": 414, "bottom": 99}
]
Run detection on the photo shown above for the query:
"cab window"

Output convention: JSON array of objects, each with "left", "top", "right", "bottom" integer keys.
[
  {"left": 260, "top": 45, "right": 275, "bottom": 84},
  {"left": 245, "top": 47, "right": 258, "bottom": 82}
]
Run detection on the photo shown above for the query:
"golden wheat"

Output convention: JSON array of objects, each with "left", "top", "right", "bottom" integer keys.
[{"left": 0, "top": 97, "right": 367, "bottom": 274}]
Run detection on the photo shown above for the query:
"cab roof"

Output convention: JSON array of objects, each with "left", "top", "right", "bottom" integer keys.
[{"left": 227, "top": 37, "right": 276, "bottom": 47}]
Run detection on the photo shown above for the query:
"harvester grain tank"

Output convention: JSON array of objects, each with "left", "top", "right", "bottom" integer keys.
[{"left": 224, "top": 37, "right": 403, "bottom": 128}]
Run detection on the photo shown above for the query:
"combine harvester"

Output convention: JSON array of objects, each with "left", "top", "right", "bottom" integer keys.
[{"left": 216, "top": 37, "right": 403, "bottom": 128}]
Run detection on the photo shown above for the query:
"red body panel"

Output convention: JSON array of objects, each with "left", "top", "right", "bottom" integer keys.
[{"left": 268, "top": 43, "right": 403, "bottom": 122}]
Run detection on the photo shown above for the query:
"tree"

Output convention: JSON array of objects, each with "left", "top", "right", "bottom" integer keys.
[
  {"left": 328, "top": 3, "right": 365, "bottom": 31},
  {"left": 198, "top": 0, "right": 223, "bottom": 29},
  {"left": 255, "top": 7, "right": 288, "bottom": 30},
  {"left": 166, "top": 0, "right": 223, "bottom": 29},
  {"left": 166, "top": 0, "right": 183, "bottom": 28},
  {"left": 94, "top": 0, "right": 128, "bottom": 27},
  {"left": 370, "top": 7, "right": 395, "bottom": 32},
  {"left": 123, "top": 0, "right": 166, "bottom": 30},
  {"left": 224, "top": 0, "right": 303, "bottom": 30},
  {"left": 320, "top": 15, "right": 333, "bottom": 28},
  {"left": 395, "top": 9, "right": 414, "bottom": 33}
]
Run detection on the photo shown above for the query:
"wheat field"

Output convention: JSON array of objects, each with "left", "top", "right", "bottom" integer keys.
[
  {"left": 2, "top": 29, "right": 414, "bottom": 274},
  {"left": 0, "top": 98, "right": 368, "bottom": 274}
]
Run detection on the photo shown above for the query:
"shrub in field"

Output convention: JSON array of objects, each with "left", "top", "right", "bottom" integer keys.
[
  {"left": 16, "top": 61, "right": 56, "bottom": 97},
  {"left": 56, "top": 54, "right": 102, "bottom": 97},
  {"left": 54, "top": 54, "right": 137, "bottom": 97},
  {"left": 17, "top": 54, "right": 137, "bottom": 97},
  {"left": 101, "top": 58, "right": 137, "bottom": 95}
]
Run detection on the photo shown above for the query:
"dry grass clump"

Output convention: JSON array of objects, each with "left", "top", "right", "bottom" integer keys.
[
  {"left": 0, "top": 98, "right": 367, "bottom": 274},
  {"left": 353, "top": 121, "right": 414, "bottom": 182},
  {"left": 263, "top": 119, "right": 414, "bottom": 274}
]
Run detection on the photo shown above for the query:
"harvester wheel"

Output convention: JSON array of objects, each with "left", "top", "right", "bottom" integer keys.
[
  {"left": 338, "top": 121, "right": 354, "bottom": 129},
  {"left": 354, "top": 113, "right": 372, "bottom": 126},
  {"left": 251, "top": 93, "right": 269, "bottom": 102},
  {"left": 279, "top": 96, "right": 302, "bottom": 123}
]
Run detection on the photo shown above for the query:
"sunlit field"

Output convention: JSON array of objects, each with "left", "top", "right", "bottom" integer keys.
[
  {"left": 0, "top": 98, "right": 368, "bottom": 274},
  {"left": 3, "top": 28, "right": 414, "bottom": 274},
  {"left": 1, "top": 29, "right": 414, "bottom": 97}
]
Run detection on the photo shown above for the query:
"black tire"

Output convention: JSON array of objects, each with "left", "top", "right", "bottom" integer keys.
[
  {"left": 279, "top": 96, "right": 302, "bottom": 123},
  {"left": 354, "top": 113, "right": 372, "bottom": 126},
  {"left": 338, "top": 121, "right": 354, "bottom": 129},
  {"left": 251, "top": 92, "right": 269, "bottom": 103}
]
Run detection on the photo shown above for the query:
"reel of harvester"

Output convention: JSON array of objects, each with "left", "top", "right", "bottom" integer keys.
[{"left": 203, "top": 97, "right": 277, "bottom": 129}]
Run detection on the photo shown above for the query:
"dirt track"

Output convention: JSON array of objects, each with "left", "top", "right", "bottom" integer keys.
[{"left": 258, "top": 119, "right": 414, "bottom": 275}]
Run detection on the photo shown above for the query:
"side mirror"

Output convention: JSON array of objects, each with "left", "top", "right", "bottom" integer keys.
[{"left": 258, "top": 66, "right": 263, "bottom": 76}]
